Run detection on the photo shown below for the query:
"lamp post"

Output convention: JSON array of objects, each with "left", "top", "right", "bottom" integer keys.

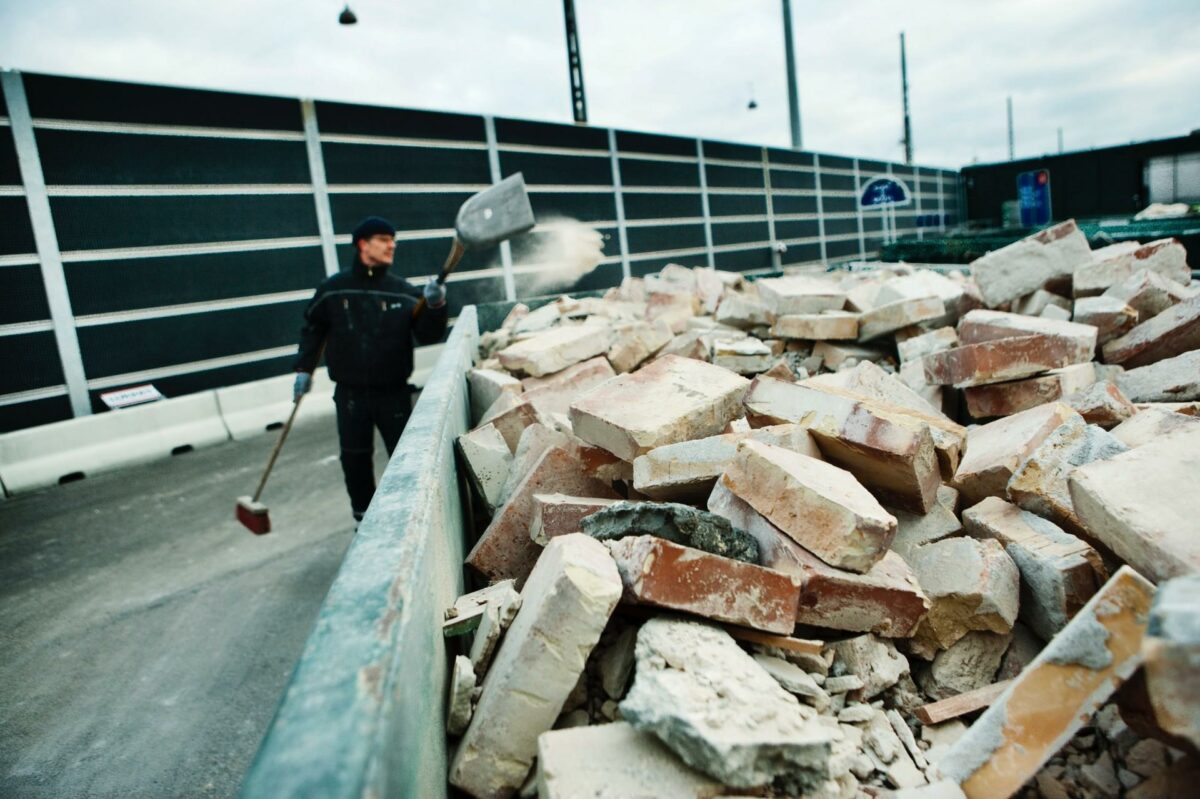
[
  {"left": 781, "top": 0, "right": 802, "bottom": 149},
  {"left": 338, "top": 5, "right": 357, "bottom": 25}
]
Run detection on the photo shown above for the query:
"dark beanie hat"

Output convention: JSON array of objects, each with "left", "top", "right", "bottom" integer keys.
[{"left": 351, "top": 216, "right": 396, "bottom": 244}]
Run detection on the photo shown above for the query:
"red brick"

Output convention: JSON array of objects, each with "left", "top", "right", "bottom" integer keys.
[
  {"left": 963, "top": 363, "right": 1096, "bottom": 419},
  {"left": 605, "top": 535, "right": 801, "bottom": 635},
  {"left": 1102, "top": 296, "right": 1200, "bottom": 368},
  {"left": 923, "top": 334, "right": 1094, "bottom": 388},
  {"left": 529, "top": 493, "right": 618, "bottom": 545},
  {"left": 466, "top": 447, "right": 620, "bottom": 586}
]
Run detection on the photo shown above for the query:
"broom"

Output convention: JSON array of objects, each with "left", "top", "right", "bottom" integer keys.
[{"left": 235, "top": 394, "right": 305, "bottom": 535}]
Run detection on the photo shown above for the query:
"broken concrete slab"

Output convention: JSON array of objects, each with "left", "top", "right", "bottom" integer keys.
[
  {"left": 829, "top": 634, "right": 911, "bottom": 701},
  {"left": 529, "top": 493, "right": 619, "bottom": 545},
  {"left": 707, "top": 480, "right": 929, "bottom": 637},
  {"left": 497, "top": 320, "right": 614, "bottom": 377},
  {"left": 1117, "top": 349, "right": 1200, "bottom": 402},
  {"left": 1142, "top": 574, "right": 1200, "bottom": 752},
  {"left": 863, "top": 707, "right": 927, "bottom": 789},
  {"left": 753, "top": 654, "right": 832, "bottom": 710},
  {"left": 1062, "top": 380, "right": 1138, "bottom": 429},
  {"left": 449, "top": 534, "right": 622, "bottom": 799},
  {"left": 631, "top": 423, "right": 820, "bottom": 502},
  {"left": 569, "top": 354, "right": 750, "bottom": 462},
  {"left": 466, "top": 447, "right": 620, "bottom": 586},
  {"left": 916, "top": 631, "right": 1010, "bottom": 701},
  {"left": 1109, "top": 404, "right": 1200, "bottom": 448},
  {"left": 581, "top": 500, "right": 759, "bottom": 564},
  {"left": 904, "top": 537, "right": 1021, "bottom": 659},
  {"left": 619, "top": 617, "right": 833, "bottom": 790},
  {"left": 938, "top": 566, "right": 1156, "bottom": 799},
  {"left": 964, "top": 498, "right": 1107, "bottom": 641},
  {"left": 952, "top": 401, "right": 1079, "bottom": 506},
  {"left": 923, "top": 333, "right": 1094, "bottom": 388},
  {"left": 770, "top": 311, "right": 860, "bottom": 340},
  {"left": 1006, "top": 414, "right": 1129, "bottom": 534},
  {"left": 898, "top": 326, "right": 959, "bottom": 363},
  {"left": 536, "top": 721, "right": 726, "bottom": 799},
  {"left": 1102, "top": 296, "right": 1200, "bottom": 367},
  {"left": 519, "top": 356, "right": 616, "bottom": 418},
  {"left": 962, "top": 362, "right": 1096, "bottom": 419},
  {"left": 1069, "top": 424, "right": 1200, "bottom": 583},
  {"left": 968, "top": 219, "right": 1094, "bottom": 307},
  {"left": 857, "top": 296, "right": 945, "bottom": 342},
  {"left": 606, "top": 536, "right": 800, "bottom": 634},
  {"left": 457, "top": 423, "right": 513, "bottom": 514},
  {"left": 743, "top": 377, "right": 942, "bottom": 513},
  {"left": 721, "top": 439, "right": 897, "bottom": 573}
]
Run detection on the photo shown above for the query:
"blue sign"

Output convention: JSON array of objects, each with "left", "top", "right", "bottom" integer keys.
[
  {"left": 859, "top": 176, "right": 912, "bottom": 208},
  {"left": 1017, "top": 169, "right": 1052, "bottom": 226}
]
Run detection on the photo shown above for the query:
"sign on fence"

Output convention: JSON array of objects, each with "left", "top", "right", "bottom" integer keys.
[
  {"left": 1017, "top": 169, "right": 1052, "bottom": 226},
  {"left": 100, "top": 384, "right": 164, "bottom": 410}
]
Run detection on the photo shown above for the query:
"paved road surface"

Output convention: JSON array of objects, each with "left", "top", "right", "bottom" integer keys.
[{"left": 0, "top": 418, "right": 387, "bottom": 798}]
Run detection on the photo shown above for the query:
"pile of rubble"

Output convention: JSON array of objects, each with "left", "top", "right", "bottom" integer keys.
[{"left": 445, "top": 218, "right": 1200, "bottom": 799}]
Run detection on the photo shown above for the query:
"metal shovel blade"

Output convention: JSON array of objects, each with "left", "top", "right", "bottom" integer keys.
[{"left": 455, "top": 172, "right": 536, "bottom": 249}]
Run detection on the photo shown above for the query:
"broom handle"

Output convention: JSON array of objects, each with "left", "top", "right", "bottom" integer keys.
[
  {"left": 254, "top": 340, "right": 326, "bottom": 502},
  {"left": 412, "top": 237, "right": 466, "bottom": 319}
]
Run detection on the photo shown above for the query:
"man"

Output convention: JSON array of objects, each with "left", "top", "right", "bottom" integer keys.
[{"left": 293, "top": 216, "right": 448, "bottom": 521}]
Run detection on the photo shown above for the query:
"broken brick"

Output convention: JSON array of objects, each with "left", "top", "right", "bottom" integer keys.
[
  {"left": 770, "top": 310, "right": 860, "bottom": 341},
  {"left": 1142, "top": 574, "right": 1200, "bottom": 752},
  {"left": 519, "top": 356, "right": 616, "bottom": 418},
  {"left": 1117, "top": 349, "right": 1200, "bottom": 402},
  {"left": 529, "top": 493, "right": 619, "bottom": 545},
  {"left": 1073, "top": 296, "right": 1139, "bottom": 344},
  {"left": 923, "top": 334, "right": 1094, "bottom": 388},
  {"left": 1062, "top": 380, "right": 1138, "bottom": 428},
  {"left": 1103, "top": 268, "right": 1191, "bottom": 322},
  {"left": 497, "top": 320, "right": 614, "bottom": 377},
  {"left": 1102, "top": 295, "right": 1200, "bottom": 368},
  {"left": 952, "top": 401, "right": 1078, "bottom": 506},
  {"left": 962, "top": 363, "right": 1096, "bottom": 419},
  {"left": 857, "top": 296, "right": 944, "bottom": 342},
  {"left": 968, "top": 219, "right": 1093, "bottom": 307}
]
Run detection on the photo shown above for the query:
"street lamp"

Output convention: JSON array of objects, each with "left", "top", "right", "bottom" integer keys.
[{"left": 339, "top": 5, "right": 357, "bottom": 25}]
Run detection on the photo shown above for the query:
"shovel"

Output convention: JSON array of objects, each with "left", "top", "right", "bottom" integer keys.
[{"left": 413, "top": 172, "right": 536, "bottom": 317}]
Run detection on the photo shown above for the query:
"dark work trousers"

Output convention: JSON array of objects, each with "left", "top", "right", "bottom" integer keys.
[{"left": 334, "top": 384, "right": 412, "bottom": 520}]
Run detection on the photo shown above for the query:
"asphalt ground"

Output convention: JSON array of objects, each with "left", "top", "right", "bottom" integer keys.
[{"left": 0, "top": 417, "right": 387, "bottom": 798}]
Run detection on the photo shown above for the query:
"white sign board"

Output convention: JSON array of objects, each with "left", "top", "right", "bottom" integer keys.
[{"left": 100, "top": 384, "right": 165, "bottom": 410}]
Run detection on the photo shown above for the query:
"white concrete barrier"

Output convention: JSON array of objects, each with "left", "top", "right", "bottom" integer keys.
[
  {"left": 215, "top": 367, "right": 336, "bottom": 441},
  {"left": 412, "top": 343, "right": 446, "bottom": 389},
  {"left": 0, "top": 391, "right": 231, "bottom": 495}
]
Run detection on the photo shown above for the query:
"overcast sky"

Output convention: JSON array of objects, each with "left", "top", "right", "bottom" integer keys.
[{"left": 1, "top": 0, "right": 1197, "bottom": 169}]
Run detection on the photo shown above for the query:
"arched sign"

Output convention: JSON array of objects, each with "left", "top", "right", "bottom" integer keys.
[{"left": 859, "top": 175, "right": 912, "bottom": 209}]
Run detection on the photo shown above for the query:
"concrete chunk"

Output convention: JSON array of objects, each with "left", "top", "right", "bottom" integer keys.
[
  {"left": 466, "top": 447, "right": 620, "bottom": 586},
  {"left": 1074, "top": 237, "right": 1190, "bottom": 297},
  {"left": 497, "top": 321, "right": 614, "bottom": 377},
  {"left": 1102, "top": 295, "right": 1200, "bottom": 367},
  {"left": 939, "top": 566, "right": 1155, "bottom": 798},
  {"left": 829, "top": 634, "right": 911, "bottom": 700},
  {"left": 606, "top": 320, "right": 673, "bottom": 373},
  {"left": 923, "top": 334, "right": 1094, "bottom": 388},
  {"left": 1117, "top": 349, "right": 1200, "bottom": 402},
  {"left": 714, "top": 291, "right": 770, "bottom": 328},
  {"left": 722, "top": 439, "right": 897, "bottom": 573},
  {"left": 619, "top": 618, "right": 833, "bottom": 790},
  {"left": 631, "top": 423, "right": 819, "bottom": 502},
  {"left": 1063, "top": 380, "right": 1138, "bottom": 428},
  {"left": 1006, "top": 414, "right": 1129, "bottom": 533},
  {"left": 448, "top": 655, "right": 478, "bottom": 736},
  {"left": 569, "top": 355, "right": 750, "bottom": 462},
  {"left": 607, "top": 535, "right": 800, "bottom": 634},
  {"left": 963, "top": 497, "right": 1107, "bottom": 641},
  {"left": 1110, "top": 404, "right": 1200, "bottom": 447},
  {"left": 898, "top": 326, "right": 958, "bottom": 363},
  {"left": 467, "top": 368, "right": 522, "bottom": 425},
  {"left": 707, "top": 480, "right": 929, "bottom": 637},
  {"left": 889, "top": 485, "right": 963, "bottom": 558},
  {"left": 536, "top": 722, "right": 726, "bottom": 799},
  {"left": 1068, "top": 424, "right": 1200, "bottom": 583},
  {"left": 968, "top": 219, "right": 1093, "bottom": 307},
  {"left": 770, "top": 311, "right": 860, "bottom": 340},
  {"left": 449, "top": 534, "right": 622, "bottom": 799},
  {"left": 756, "top": 275, "right": 846, "bottom": 315},
  {"left": 529, "top": 493, "right": 619, "bottom": 545},
  {"left": 952, "top": 401, "right": 1078, "bottom": 506},
  {"left": 711, "top": 336, "right": 773, "bottom": 375},
  {"left": 519, "top": 356, "right": 616, "bottom": 418},
  {"left": 916, "top": 631, "right": 1010, "bottom": 701},
  {"left": 904, "top": 537, "right": 1020, "bottom": 659},
  {"left": 483, "top": 397, "right": 548, "bottom": 453},
  {"left": 744, "top": 377, "right": 942, "bottom": 513},
  {"left": 962, "top": 363, "right": 1096, "bottom": 419},
  {"left": 1103, "top": 268, "right": 1191, "bottom": 321},
  {"left": 582, "top": 500, "right": 759, "bottom": 564}
]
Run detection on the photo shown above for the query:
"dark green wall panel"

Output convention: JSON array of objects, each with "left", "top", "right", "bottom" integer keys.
[
  {"left": 621, "top": 192, "right": 702, "bottom": 220},
  {"left": 315, "top": 101, "right": 483, "bottom": 142},
  {"left": 322, "top": 143, "right": 490, "bottom": 185},
  {"left": 618, "top": 158, "right": 698, "bottom": 188},
  {"left": 0, "top": 331, "right": 64, "bottom": 394},
  {"left": 0, "top": 196, "right": 36, "bottom": 255},
  {"left": 772, "top": 195, "right": 818, "bottom": 215},
  {"left": 706, "top": 164, "right": 762, "bottom": 189},
  {"left": 499, "top": 150, "right": 611, "bottom": 186},
  {"left": 626, "top": 223, "right": 706, "bottom": 254},
  {"left": 711, "top": 220, "right": 769, "bottom": 247},
  {"left": 774, "top": 219, "right": 820, "bottom": 241},
  {"left": 714, "top": 246, "right": 772, "bottom": 271},
  {"left": 329, "top": 192, "right": 471, "bottom": 234},
  {"left": 496, "top": 118, "right": 607, "bottom": 151},
  {"left": 0, "top": 395, "right": 72, "bottom": 434},
  {"left": 0, "top": 265, "right": 50, "bottom": 324},
  {"left": 528, "top": 191, "right": 615, "bottom": 223},
  {"left": 0, "top": 127, "right": 21, "bottom": 185},
  {"left": 616, "top": 131, "right": 694, "bottom": 157},
  {"left": 707, "top": 193, "right": 766, "bottom": 217},
  {"left": 770, "top": 169, "right": 816, "bottom": 190}
]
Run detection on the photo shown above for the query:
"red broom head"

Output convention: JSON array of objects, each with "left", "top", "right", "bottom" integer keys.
[{"left": 236, "top": 496, "right": 271, "bottom": 535}]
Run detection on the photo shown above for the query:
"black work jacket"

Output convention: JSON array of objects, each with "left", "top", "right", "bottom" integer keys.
[{"left": 294, "top": 259, "right": 448, "bottom": 388}]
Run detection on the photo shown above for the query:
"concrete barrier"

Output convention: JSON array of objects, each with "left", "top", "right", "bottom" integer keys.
[
  {"left": 215, "top": 368, "right": 336, "bottom": 441},
  {"left": 240, "top": 309, "right": 475, "bottom": 799},
  {"left": 0, "top": 391, "right": 231, "bottom": 495}
]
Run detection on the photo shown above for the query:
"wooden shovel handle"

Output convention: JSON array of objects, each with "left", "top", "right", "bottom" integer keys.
[{"left": 413, "top": 237, "right": 466, "bottom": 318}]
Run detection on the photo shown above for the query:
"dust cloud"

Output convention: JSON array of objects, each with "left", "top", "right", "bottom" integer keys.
[{"left": 514, "top": 218, "right": 605, "bottom": 295}]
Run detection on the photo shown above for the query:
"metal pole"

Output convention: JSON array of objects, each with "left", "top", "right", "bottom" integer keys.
[
  {"left": 563, "top": 0, "right": 588, "bottom": 124},
  {"left": 782, "top": 0, "right": 802, "bottom": 149},
  {"left": 300, "top": 99, "right": 340, "bottom": 278},
  {"left": 483, "top": 116, "right": 516, "bottom": 301},
  {"left": 607, "top": 129, "right": 631, "bottom": 280},
  {"left": 1007, "top": 96, "right": 1015, "bottom": 160},
  {"left": 1057, "top": 127, "right": 1064, "bottom": 154},
  {"left": 900, "top": 32, "right": 912, "bottom": 164}
]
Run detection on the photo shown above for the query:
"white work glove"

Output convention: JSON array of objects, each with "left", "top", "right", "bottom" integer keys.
[
  {"left": 423, "top": 277, "right": 446, "bottom": 308},
  {"left": 293, "top": 372, "right": 312, "bottom": 402}
]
